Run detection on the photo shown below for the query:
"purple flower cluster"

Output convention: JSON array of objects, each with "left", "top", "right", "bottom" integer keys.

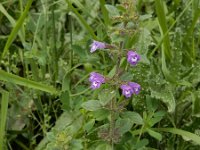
[
  {"left": 89, "top": 40, "right": 141, "bottom": 98},
  {"left": 120, "top": 82, "right": 141, "bottom": 98},
  {"left": 89, "top": 72, "right": 105, "bottom": 89},
  {"left": 90, "top": 40, "right": 106, "bottom": 53}
]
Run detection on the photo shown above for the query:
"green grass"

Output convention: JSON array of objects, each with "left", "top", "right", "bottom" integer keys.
[
  {"left": 1, "top": 0, "right": 33, "bottom": 59},
  {"left": 0, "top": 90, "right": 9, "bottom": 150}
]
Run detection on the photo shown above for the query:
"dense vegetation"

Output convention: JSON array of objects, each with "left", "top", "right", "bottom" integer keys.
[{"left": 0, "top": 0, "right": 200, "bottom": 149}]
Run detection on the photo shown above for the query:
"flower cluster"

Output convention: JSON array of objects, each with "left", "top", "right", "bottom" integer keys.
[
  {"left": 89, "top": 72, "right": 105, "bottom": 89},
  {"left": 89, "top": 40, "right": 141, "bottom": 98},
  {"left": 120, "top": 82, "right": 140, "bottom": 98}
]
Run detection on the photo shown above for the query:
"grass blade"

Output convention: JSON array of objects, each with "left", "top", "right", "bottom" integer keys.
[
  {"left": 0, "top": 90, "right": 9, "bottom": 150},
  {"left": 150, "top": 0, "right": 193, "bottom": 58},
  {"left": 132, "top": 127, "right": 200, "bottom": 145},
  {"left": 0, "top": 3, "right": 25, "bottom": 44},
  {"left": 65, "top": 0, "right": 97, "bottom": 39},
  {"left": 155, "top": 0, "right": 171, "bottom": 60},
  {"left": 0, "top": 70, "right": 58, "bottom": 94},
  {"left": 183, "top": 0, "right": 200, "bottom": 62},
  {"left": 1, "top": 0, "right": 33, "bottom": 59},
  {"left": 100, "top": 0, "right": 111, "bottom": 26}
]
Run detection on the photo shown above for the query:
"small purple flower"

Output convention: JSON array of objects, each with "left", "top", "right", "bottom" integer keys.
[
  {"left": 127, "top": 51, "right": 140, "bottom": 66},
  {"left": 89, "top": 72, "right": 105, "bottom": 89},
  {"left": 90, "top": 80, "right": 102, "bottom": 89},
  {"left": 89, "top": 72, "right": 105, "bottom": 83},
  {"left": 128, "top": 82, "right": 141, "bottom": 94},
  {"left": 120, "top": 85, "right": 134, "bottom": 98},
  {"left": 90, "top": 40, "right": 106, "bottom": 53}
]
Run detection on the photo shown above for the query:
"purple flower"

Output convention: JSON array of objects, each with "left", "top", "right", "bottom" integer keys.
[
  {"left": 89, "top": 72, "right": 105, "bottom": 89},
  {"left": 120, "top": 82, "right": 141, "bottom": 98},
  {"left": 90, "top": 80, "right": 102, "bottom": 89},
  {"left": 128, "top": 82, "right": 141, "bottom": 94},
  {"left": 127, "top": 51, "right": 140, "bottom": 66},
  {"left": 90, "top": 40, "right": 106, "bottom": 53},
  {"left": 120, "top": 85, "right": 134, "bottom": 98}
]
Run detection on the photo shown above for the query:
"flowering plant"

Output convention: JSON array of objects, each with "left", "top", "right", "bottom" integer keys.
[
  {"left": 89, "top": 41, "right": 141, "bottom": 98},
  {"left": 81, "top": 1, "right": 143, "bottom": 144}
]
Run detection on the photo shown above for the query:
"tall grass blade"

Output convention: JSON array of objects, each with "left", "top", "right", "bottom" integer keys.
[
  {"left": 0, "top": 90, "right": 9, "bottom": 150},
  {"left": 51, "top": 6, "right": 58, "bottom": 83},
  {"left": 0, "top": 3, "right": 25, "bottom": 44},
  {"left": 100, "top": 0, "right": 111, "bottom": 26},
  {"left": 65, "top": 0, "right": 97, "bottom": 39},
  {"left": 150, "top": 0, "right": 193, "bottom": 57},
  {"left": 155, "top": 0, "right": 175, "bottom": 83},
  {"left": 155, "top": 0, "right": 171, "bottom": 60},
  {"left": 183, "top": 0, "right": 200, "bottom": 62},
  {"left": 0, "top": 70, "right": 58, "bottom": 94},
  {"left": 1, "top": 0, "right": 33, "bottom": 59}
]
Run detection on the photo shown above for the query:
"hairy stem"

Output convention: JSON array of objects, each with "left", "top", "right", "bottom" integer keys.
[{"left": 110, "top": 98, "right": 115, "bottom": 149}]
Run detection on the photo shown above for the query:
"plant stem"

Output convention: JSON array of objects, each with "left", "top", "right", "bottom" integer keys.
[
  {"left": 116, "top": 41, "right": 124, "bottom": 76},
  {"left": 110, "top": 98, "right": 115, "bottom": 149}
]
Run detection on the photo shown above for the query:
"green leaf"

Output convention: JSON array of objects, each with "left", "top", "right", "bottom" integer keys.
[
  {"left": 62, "top": 72, "right": 71, "bottom": 91},
  {"left": 151, "top": 87, "right": 175, "bottom": 113},
  {"left": 83, "top": 119, "right": 95, "bottom": 132},
  {"left": 155, "top": 128, "right": 200, "bottom": 145},
  {"left": 81, "top": 100, "right": 101, "bottom": 111},
  {"left": 145, "top": 96, "right": 159, "bottom": 112},
  {"left": 149, "top": 111, "right": 166, "bottom": 126},
  {"left": 105, "top": 4, "right": 120, "bottom": 17},
  {"left": 72, "top": 45, "right": 87, "bottom": 58},
  {"left": 120, "top": 72, "right": 133, "bottom": 81},
  {"left": 136, "top": 28, "right": 152, "bottom": 56},
  {"left": 134, "top": 139, "right": 149, "bottom": 149},
  {"left": 60, "top": 91, "right": 71, "bottom": 110},
  {"left": 95, "top": 143, "right": 112, "bottom": 150},
  {"left": 110, "top": 31, "right": 124, "bottom": 43},
  {"left": 120, "top": 111, "right": 143, "bottom": 125},
  {"left": 107, "top": 65, "right": 116, "bottom": 78},
  {"left": 192, "top": 91, "right": 200, "bottom": 117},
  {"left": 147, "top": 129, "right": 162, "bottom": 141},
  {"left": 98, "top": 89, "right": 115, "bottom": 106},
  {"left": 115, "top": 118, "right": 133, "bottom": 135},
  {"left": 70, "top": 139, "right": 83, "bottom": 149},
  {"left": 92, "top": 109, "right": 110, "bottom": 121},
  {"left": 46, "top": 132, "right": 56, "bottom": 142}
]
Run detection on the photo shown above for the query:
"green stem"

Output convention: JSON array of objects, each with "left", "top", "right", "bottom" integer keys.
[
  {"left": 70, "top": 88, "right": 91, "bottom": 97},
  {"left": 14, "top": 140, "right": 30, "bottom": 150},
  {"left": 69, "top": 15, "right": 73, "bottom": 69},
  {"left": 51, "top": 5, "right": 58, "bottom": 85},
  {"left": 137, "top": 124, "right": 145, "bottom": 143},
  {"left": 116, "top": 41, "right": 124, "bottom": 76}
]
